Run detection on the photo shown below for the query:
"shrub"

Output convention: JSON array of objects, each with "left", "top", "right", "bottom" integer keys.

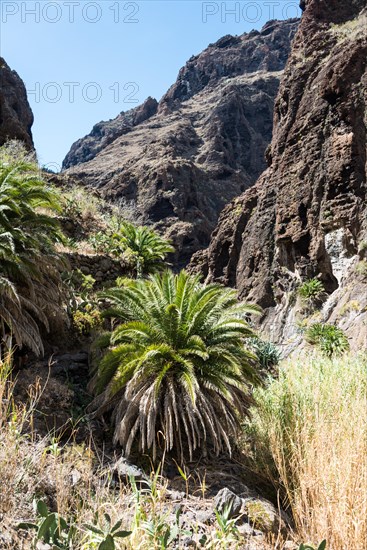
[
  {"left": 249, "top": 338, "right": 281, "bottom": 370},
  {"left": 304, "top": 323, "right": 349, "bottom": 357},
  {"left": 88, "top": 222, "right": 174, "bottom": 278},
  {"left": 355, "top": 260, "right": 367, "bottom": 278},
  {"left": 90, "top": 271, "right": 261, "bottom": 461},
  {"left": 245, "top": 354, "right": 367, "bottom": 550},
  {"left": 116, "top": 222, "right": 175, "bottom": 278},
  {"left": 298, "top": 278, "right": 326, "bottom": 311},
  {"left": 73, "top": 307, "right": 102, "bottom": 336},
  {"left": 60, "top": 186, "right": 101, "bottom": 221},
  {"left": 88, "top": 231, "right": 117, "bottom": 255}
]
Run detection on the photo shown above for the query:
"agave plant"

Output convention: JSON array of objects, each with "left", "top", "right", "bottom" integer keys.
[
  {"left": 90, "top": 271, "right": 261, "bottom": 461},
  {"left": 0, "top": 141, "right": 65, "bottom": 356},
  {"left": 115, "top": 222, "right": 175, "bottom": 278}
]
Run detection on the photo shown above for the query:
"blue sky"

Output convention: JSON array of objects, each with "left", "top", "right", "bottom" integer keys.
[{"left": 1, "top": 1, "right": 301, "bottom": 168}]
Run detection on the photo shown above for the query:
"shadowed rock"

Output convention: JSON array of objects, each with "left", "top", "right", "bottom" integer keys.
[
  {"left": 63, "top": 19, "right": 299, "bottom": 266},
  {"left": 0, "top": 57, "right": 34, "bottom": 149}
]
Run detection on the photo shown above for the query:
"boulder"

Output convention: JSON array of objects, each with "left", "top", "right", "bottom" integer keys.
[
  {"left": 214, "top": 487, "right": 242, "bottom": 519},
  {"left": 242, "top": 497, "right": 288, "bottom": 535}
]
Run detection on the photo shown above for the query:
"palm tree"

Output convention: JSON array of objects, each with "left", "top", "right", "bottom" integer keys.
[
  {"left": 116, "top": 222, "right": 174, "bottom": 278},
  {"left": 0, "top": 141, "right": 65, "bottom": 356},
  {"left": 90, "top": 271, "right": 261, "bottom": 461}
]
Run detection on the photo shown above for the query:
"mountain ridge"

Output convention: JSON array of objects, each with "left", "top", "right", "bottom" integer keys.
[{"left": 62, "top": 18, "right": 299, "bottom": 265}]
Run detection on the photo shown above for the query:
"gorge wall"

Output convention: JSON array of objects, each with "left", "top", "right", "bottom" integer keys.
[
  {"left": 191, "top": 0, "right": 367, "bottom": 352},
  {"left": 63, "top": 19, "right": 298, "bottom": 265},
  {"left": 0, "top": 57, "right": 34, "bottom": 150}
]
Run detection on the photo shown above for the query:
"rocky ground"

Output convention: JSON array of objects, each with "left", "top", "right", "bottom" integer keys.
[{"left": 4, "top": 349, "right": 298, "bottom": 550}]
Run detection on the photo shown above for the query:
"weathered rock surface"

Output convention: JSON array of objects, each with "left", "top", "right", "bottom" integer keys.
[
  {"left": 62, "top": 97, "right": 158, "bottom": 168},
  {"left": 191, "top": 0, "right": 367, "bottom": 350},
  {"left": 242, "top": 496, "right": 288, "bottom": 535},
  {"left": 65, "top": 252, "right": 127, "bottom": 285},
  {"left": 0, "top": 57, "right": 34, "bottom": 149},
  {"left": 63, "top": 19, "right": 298, "bottom": 265},
  {"left": 214, "top": 487, "right": 242, "bottom": 518}
]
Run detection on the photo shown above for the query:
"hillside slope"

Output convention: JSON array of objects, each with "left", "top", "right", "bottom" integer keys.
[{"left": 63, "top": 19, "right": 298, "bottom": 265}]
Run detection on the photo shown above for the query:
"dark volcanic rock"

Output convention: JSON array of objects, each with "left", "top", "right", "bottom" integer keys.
[
  {"left": 191, "top": 0, "right": 367, "bottom": 350},
  {"left": 159, "top": 19, "right": 298, "bottom": 111},
  {"left": 62, "top": 96, "right": 158, "bottom": 168},
  {"left": 63, "top": 19, "right": 299, "bottom": 265},
  {"left": 0, "top": 57, "right": 34, "bottom": 149}
]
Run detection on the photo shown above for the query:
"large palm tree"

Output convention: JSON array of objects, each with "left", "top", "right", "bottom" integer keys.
[
  {"left": 90, "top": 271, "right": 261, "bottom": 461},
  {"left": 0, "top": 142, "right": 65, "bottom": 356},
  {"left": 116, "top": 222, "right": 174, "bottom": 278}
]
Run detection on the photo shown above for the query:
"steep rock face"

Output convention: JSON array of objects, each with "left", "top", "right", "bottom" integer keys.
[
  {"left": 0, "top": 58, "right": 34, "bottom": 149},
  {"left": 192, "top": 0, "right": 367, "bottom": 350},
  {"left": 63, "top": 19, "right": 298, "bottom": 265},
  {"left": 62, "top": 97, "right": 158, "bottom": 168}
]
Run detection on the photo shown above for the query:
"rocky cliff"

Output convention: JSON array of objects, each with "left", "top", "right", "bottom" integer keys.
[
  {"left": 0, "top": 57, "right": 34, "bottom": 149},
  {"left": 62, "top": 97, "right": 158, "bottom": 169},
  {"left": 63, "top": 19, "right": 298, "bottom": 265},
  {"left": 191, "top": 0, "right": 367, "bottom": 351}
]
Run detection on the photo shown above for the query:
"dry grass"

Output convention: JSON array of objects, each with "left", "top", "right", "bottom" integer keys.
[
  {"left": 330, "top": 12, "right": 367, "bottom": 41},
  {"left": 247, "top": 353, "right": 367, "bottom": 550},
  {"left": 0, "top": 357, "right": 281, "bottom": 550}
]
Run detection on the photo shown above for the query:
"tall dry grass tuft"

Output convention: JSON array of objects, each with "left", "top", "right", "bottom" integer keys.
[{"left": 247, "top": 353, "right": 367, "bottom": 550}]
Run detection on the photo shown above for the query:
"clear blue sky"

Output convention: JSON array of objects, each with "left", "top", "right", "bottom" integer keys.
[{"left": 1, "top": 1, "right": 301, "bottom": 169}]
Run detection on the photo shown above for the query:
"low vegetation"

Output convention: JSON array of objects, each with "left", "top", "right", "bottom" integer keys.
[
  {"left": 245, "top": 354, "right": 367, "bottom": 550},
  {"left": 304, "top": 322, "right": 350, "bottom": 357},
  {"left": 1, "top": 142, "right": 366, "bottom": 549},
  {"left": 297, "top": 278, "right": 326, "bottom": 312}
]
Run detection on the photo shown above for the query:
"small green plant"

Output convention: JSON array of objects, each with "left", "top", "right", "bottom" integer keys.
[
  {"left": 340, "top": 300, "right": 360, "bottom": 317},
  {"left": 298, "top": 278, "right": 326, "bottom": 310},
  {"left": 73, "top": 306, "right": 102, "bottom": 336},
  {"left": 249, "top": 337, "right": 281, "bottom": 370},
  {"left": 355, "top": 260, "right": 367, "bottom": 278},
  {"left": 83, "top": 512, "right": 131, "bottom": 549},
  {"left": 304, "top": 323, "right": 350, "bottom": 357},
  {"left": 62, "top": 236, "right": 78, "bottom": 250},
  {"left": 198, "top": 505, "right": 239, "bottom": 548},
  {"left": 88, "top": 231, "right": 118, "bottom": 255},
  {"left": 62, "top": 269, "right": 97, "bottom": 314},
  {"left": 61, "top": 195, "right": 83, "bottom": 218},
  {"left": 299, "top": 541, "right": 326, "bottom": 550},
  {"left": 139, "top": 508, "right": 190, "bottom": 549},
  {"left": 18, "top": 499, "right": 75, "bottom": 549},
  {"left": 116, "top": 221, "right": 175, "bottom": 278},
  {"left": 43, "top": 436, "right": 62, "bottom": 457}
]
